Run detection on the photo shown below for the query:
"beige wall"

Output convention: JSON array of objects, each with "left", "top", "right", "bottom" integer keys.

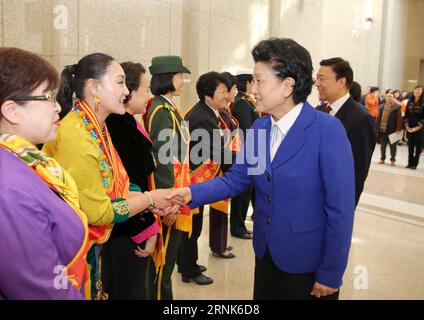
[
  {"left": 0, "top": 0, "right": 422, "bottom": 109},
  {"left": 0, "top": 0, "right": 3, "bottom": 47},
  {"left": 404, "top": 0, "right": 424, "bottom": 91},
  {"left": 180, "top": 0, "right": 270, "bottom": 111},
  {"left": 379, "top": 0, "right": 407, "bottom": 91},
  {"left": 270, "top": 0, "right": 387, "bottom": 103}
]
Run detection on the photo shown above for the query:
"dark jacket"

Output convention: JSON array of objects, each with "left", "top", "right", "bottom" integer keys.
[
  {"left": 185, "top": 101, "right": 232, "bottom": 172},
  {"left": 106, "top": 112, "right": 156, "bottom": 239},
  {"left": 404, "top": 100, "right": 424, "bottom": 138},
  {"left": 317, "top": 96, "right": 376, "bottom": 206},
  {"left": 231, "top": 92, "right": 259, "bottom": 141},
  {"left": 376, "top": 103, "right": 402, "bottom": 137}
]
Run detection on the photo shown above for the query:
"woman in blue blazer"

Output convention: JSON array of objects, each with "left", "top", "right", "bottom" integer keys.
[{"left": 168, "top": 38, "right": 355, "bottom": 300}]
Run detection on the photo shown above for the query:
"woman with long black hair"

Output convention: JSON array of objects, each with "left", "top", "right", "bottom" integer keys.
[{"left": 404, "top": 85, "right": 424, "bottom": 169}]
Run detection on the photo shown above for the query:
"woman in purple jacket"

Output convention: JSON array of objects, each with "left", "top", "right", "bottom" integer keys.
[{"left": 0, "top": 48, "right": 90, "bottom": 299}]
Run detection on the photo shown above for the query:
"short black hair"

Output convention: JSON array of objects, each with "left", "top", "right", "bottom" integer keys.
[
  {"left": 252, "top": 37, "right": 314, "bottom": 104},
  {"left": 319, "top": 57, "right": 353, "bottom": 89},
  {"left": 196, "top": 71, "right": 226, "bottom": 101},
  {"left": 220, "top": 72, "right": 237, "bottom": 91},
  {"left": 235, "top": 74, "right": 253, "bottom": 93},
  {"left": 349, "top": 81, "right": 362, "bottom": 103},
  {"left": 370, "top": 87, "right": 379, "bottom": 94},
  {"left": 150, "top": 72, "right": 176, "bottom": 96},
  {"left": 121, "top": 62, "right": 146, "bottom": 104}
]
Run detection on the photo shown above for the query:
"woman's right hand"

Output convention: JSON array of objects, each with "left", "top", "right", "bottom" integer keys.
[
  {"left": 149, "top": 189, "right": 185, "bottom": 209},
  {"left": 165, "top": 187, "right": 192, "bottom": 204}
]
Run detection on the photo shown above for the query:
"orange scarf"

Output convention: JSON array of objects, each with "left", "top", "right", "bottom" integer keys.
[{"left": 75, "top": 101, "right": 130, "bottom": 246}]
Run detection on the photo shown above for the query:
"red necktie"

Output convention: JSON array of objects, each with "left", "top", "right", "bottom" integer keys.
[{"left": 324, "top": 104, "right": 332, "bottom": 114}]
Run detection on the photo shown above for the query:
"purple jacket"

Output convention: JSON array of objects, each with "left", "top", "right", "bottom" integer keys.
[{"left": 0, "top": 148, "right": 85, "bottom": 299}]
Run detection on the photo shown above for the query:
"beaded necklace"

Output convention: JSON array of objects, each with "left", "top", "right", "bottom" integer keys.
[{"left": 72, "top": 102, "right": 113, "bottom": 191}]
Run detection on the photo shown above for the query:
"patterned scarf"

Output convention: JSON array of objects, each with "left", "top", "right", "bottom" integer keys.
[
  {"left": 379, "top": 104, "right": 393, "bottom": 133},
  {"left": 0, "top": 133, "right": 91, "bottom": 298}
]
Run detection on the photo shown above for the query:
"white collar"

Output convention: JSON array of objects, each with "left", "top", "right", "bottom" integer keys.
[
  {"left": 328, "top": 92, "right": 350, "bottom": 115},
  {"left": 160, "top": 95, "right": 176, "bottom": 108},
  {"left": 271, "top": 103, "right": 303, "bottom": 135},
  {"left": 205, "top": 102, "right": 220, "bottom": 118}
]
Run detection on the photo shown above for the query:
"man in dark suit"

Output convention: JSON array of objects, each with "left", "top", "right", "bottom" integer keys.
[{"left": 316, "top": 58, "right": 376, "bottom": 206}]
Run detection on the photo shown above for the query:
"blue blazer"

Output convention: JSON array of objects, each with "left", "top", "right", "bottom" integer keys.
[{"left": 190, "top": 102, "right": 355, "bottom": 288}]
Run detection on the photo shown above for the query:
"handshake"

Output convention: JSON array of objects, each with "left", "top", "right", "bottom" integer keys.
[{"left": 141, "top": 187, "right": 193, "bottom": 218}]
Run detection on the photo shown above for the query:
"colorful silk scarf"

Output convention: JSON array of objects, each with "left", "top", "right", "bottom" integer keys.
[{"left": 0, "top": 133, "right": 91, "bottom": 298}]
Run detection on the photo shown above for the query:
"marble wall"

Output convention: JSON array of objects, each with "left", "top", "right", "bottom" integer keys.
[
  {"left": 0, "top": 0, "right": 422, "bottom": 109},
  {"left": 180, "top": 0, "right": 270, "bottom": 110},
  {"left": 0, "top": 0, "right": 3, "bottom": 47},
  {"left": 271, "top": 0, "right": 387, "bottom": 101},
  {"left": 379, "top": 0, "right": 407, "bottom": 91}
]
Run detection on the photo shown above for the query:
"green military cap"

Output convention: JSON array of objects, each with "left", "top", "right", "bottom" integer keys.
[{"left": 149, "top": 55, "right": 191, "bottom": 75}]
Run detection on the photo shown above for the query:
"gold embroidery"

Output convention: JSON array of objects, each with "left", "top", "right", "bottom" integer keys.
[{"left": 112, "top": 199, "right": 129, "bottom": 216}]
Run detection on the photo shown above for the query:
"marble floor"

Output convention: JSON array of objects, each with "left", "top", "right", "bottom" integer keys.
[{"left": 172, "top": 145, "right": 424, "bottom": 300}]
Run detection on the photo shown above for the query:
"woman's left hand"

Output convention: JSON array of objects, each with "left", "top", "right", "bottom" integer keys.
[{"left": 134, "top": 234, "right": 157, "bottom": 258}]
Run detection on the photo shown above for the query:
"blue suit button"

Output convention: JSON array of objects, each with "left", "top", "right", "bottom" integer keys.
[{"left": 265, "top": 217, "right": 271, "bottom": 224}]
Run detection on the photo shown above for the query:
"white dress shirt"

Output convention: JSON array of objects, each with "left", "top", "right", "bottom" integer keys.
[
  {"left": 328, "top": 92, "right": 350, "bottom": 116},
  {"left": 270, "top": 103, "right": 303, "bottom": 161}
]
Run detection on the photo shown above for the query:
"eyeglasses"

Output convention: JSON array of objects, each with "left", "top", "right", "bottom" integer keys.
[{"left": 15, "top": 93, "right": 57, "bottom": 103}]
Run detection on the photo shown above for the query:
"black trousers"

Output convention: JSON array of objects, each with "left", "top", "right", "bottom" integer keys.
[
  {"left": 209, "top": 207, "right": 228, "bottom": 254},
  {"left": 407, "top": 132, "right": 423, "bottom": 167},
  {"left": 101, "top": 236, "right": 149, "bottom": 300},
  {"left": 146, "top": 225, "right": 182, "bottom": 300},
  {"left": 253, "top": 249, "right": 339, "bottom": 300},
  {"left": 379, "top": 133, "right": 397, "bottom": 161},
  {"left": 179, "top": 207, "right": 204, "bottom": 278},
  {"left": 230, "top": 185, "right": 252, "bottom": 236}
]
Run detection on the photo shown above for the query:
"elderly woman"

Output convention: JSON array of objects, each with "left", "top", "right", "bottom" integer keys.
[
  {"left": 0, "top": 47, "right": 90, "bottom": 299},
  {"left": 168, "top": 38, "right": 355, "bottom": 300},
  {"left": 220, "top": 71, "right": 254, "bottom": 240}
]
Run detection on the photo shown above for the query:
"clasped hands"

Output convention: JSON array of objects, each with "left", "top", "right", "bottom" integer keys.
[
  {"left": 146, "top": 187, "right": 192, "bottom": 219},
  {"left": 406, "top": 126, "right": 422, "bottom": 133}
]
